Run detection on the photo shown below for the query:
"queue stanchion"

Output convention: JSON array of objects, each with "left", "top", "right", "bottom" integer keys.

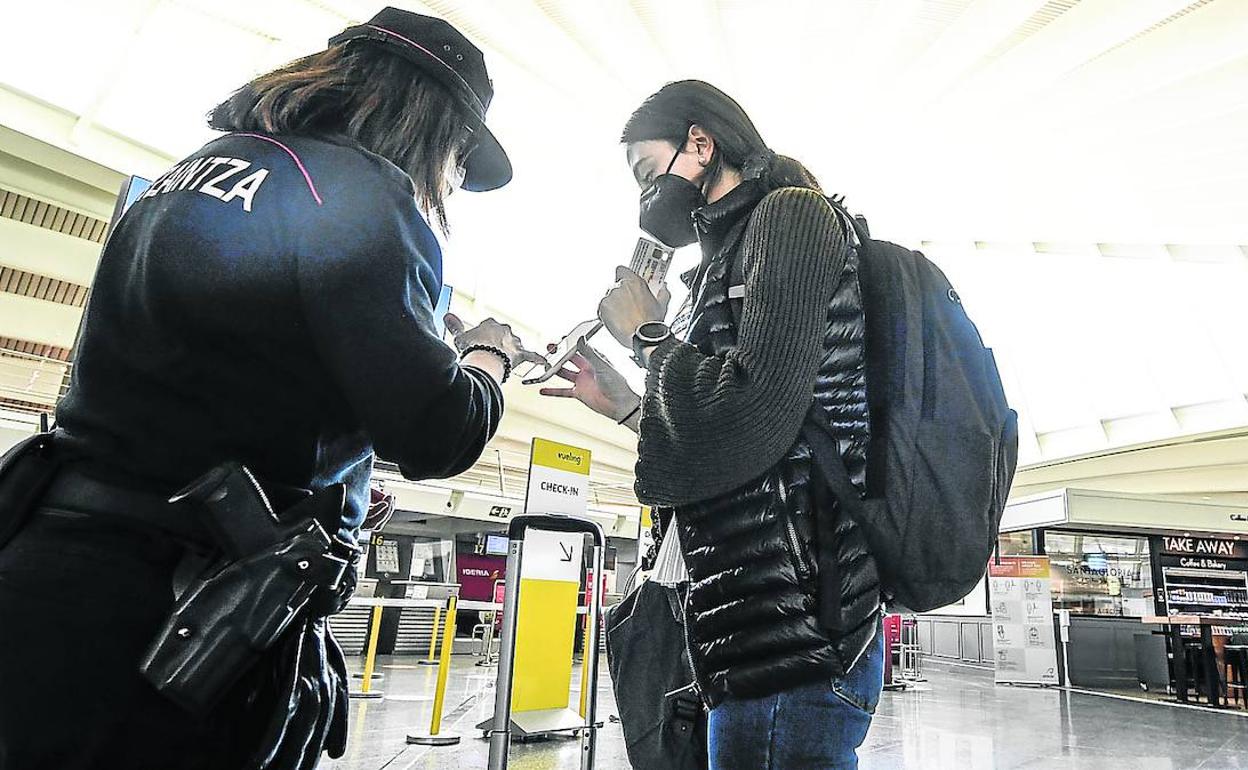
[
  {"left": 579, "top": 540, "right": 605, "bottom": 769},
  {"left": 349, "top": 604, "right": 385, "bottom": 699},
  {"left": 406, "top": 596, "right": 462, "bottom": 746},
  {"left": 419, "top": 605, "right": 443, "bottom": 666},
  {"left": 486, "top": 514, "right": 605, "bottom": 770}
]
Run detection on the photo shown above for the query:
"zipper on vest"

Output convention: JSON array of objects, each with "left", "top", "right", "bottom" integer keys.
[
  {"left": 679, "top": 587, "right": 711, "bottom": 710},
  {"left": 784, "top": 515, "right": 813, "bottom": 580}
]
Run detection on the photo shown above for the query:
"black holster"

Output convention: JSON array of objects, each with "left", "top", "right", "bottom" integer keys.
[{"left": 138, "top": 463, "right": 358, "bottom": 765}]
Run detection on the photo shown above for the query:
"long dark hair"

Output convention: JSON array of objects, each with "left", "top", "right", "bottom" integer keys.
[
  {"left": 621, "top": 80, "right": 820, "bottom": 193},
  {"left": 208, "top": 43, "right": 469, "bottom": 232}
]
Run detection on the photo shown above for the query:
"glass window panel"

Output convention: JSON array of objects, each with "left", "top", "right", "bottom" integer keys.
[
  {"left": 1046, "top": 530, "right": 1154, "bottom": 618},
  {"left": 998, "top": 531, "right": 1035, "bottom": 556}
]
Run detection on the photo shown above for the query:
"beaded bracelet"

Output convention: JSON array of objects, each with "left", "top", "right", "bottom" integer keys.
[{"left": 461, "top": 344, "right": 512, "bottom": 384}]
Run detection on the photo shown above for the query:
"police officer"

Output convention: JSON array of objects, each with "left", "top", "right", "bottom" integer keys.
[{"left": 0, "top": 8, "right": 539, "bottom": 768}]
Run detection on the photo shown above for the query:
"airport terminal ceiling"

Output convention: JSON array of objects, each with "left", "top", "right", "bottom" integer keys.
[{"left": 1, "top": 0, "right": 1246, "bottom": 512}]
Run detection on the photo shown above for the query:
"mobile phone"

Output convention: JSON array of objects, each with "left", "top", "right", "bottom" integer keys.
[
  {"left": 519, "top": 319, "right": 603, "bottom": 385},
  {"left": 433, "top": 284, "right": 453, "bottom": 339}
]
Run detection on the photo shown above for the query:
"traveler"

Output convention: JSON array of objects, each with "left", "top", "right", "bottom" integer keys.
[
  {"left": 541, "top": 80, "right": 884, "bottom": 769},
  {"left": 0, "top": 8, "right": 540, "bottom": 769}
]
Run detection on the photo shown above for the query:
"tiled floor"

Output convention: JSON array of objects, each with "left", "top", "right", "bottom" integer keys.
[{"left": 322, "top": 656, "right": 1248, "bottom": 769}]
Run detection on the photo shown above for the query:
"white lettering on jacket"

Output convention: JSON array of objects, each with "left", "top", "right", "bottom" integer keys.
[{"left": 139, "top": 156, "right": 270, "bottom": 213}]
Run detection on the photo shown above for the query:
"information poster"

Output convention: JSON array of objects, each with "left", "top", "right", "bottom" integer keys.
[{"left": 988, "top": 556, "right": 1059, "bottom": 685}]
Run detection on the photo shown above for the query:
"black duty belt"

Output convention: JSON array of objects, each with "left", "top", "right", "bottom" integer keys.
[{"left": 39, "top": 467, "right": 211, "bottom": 547}]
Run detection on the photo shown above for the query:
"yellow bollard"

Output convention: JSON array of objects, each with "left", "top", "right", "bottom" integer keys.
[
  {"left": 407, "top": 596, "right": 462, "bottom": 746},
  {"left": 419, "top": 606, "right": 443, "bottom": 666},
  {"left": 429, "top": 596, "right": 458, "bottom": 732},
  {"left": 352, "top": 605, "right": 384, "bottom": 699}
]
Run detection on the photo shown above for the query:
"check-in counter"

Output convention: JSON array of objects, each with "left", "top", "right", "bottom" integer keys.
[{"left": 327, "top": 580, "right": 458, "bottom": 656}]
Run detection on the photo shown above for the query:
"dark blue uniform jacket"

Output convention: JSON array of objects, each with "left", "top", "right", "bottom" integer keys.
[{"left": 56, "top": 132, "right": 503, "bottom": 540}]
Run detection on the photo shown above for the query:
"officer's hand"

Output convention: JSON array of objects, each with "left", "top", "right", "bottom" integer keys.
[{"left": 447, "top": 314, "right": 546, "bottom": 370}]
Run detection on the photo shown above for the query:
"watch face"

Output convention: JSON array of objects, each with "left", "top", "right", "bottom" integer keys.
[{"left": 638, "top": 322, "right": 670, "bottom": 341}]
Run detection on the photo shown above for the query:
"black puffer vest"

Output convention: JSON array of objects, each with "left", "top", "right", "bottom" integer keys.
[{"left": 663, "top": 181, "right": 882, "bottom": 708}]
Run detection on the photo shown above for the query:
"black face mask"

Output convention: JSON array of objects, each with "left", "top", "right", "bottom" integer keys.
[{"left": 639, "top": 149, "right": 706, "bottom": 248}]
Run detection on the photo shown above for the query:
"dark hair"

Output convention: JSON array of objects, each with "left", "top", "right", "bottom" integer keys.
[
  {"left": 621, "top": 80, "right": 820, "bottom": 193},
  {"left": 208, "top": 44, "right": 469, "bottom": 233}
]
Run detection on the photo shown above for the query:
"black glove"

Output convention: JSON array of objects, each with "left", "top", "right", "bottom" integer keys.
[{"left": 232, "top": 618, "right": 350, "bottom": 769}]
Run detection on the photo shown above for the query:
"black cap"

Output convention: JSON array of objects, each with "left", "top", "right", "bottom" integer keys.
[{"left": 329, "top": 7, "right": 511, "bottom": 191}]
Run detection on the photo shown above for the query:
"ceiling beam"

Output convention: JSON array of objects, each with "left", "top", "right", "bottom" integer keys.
[
  {"left": 0, "top": 84, "right": 175, "bottom": 181},
  {"left": 945, "top": 0, "right": 1195, "bottom": 108},
  {"left": 888, "top": 0, "right": 1055, "bottom": 106},
  {"left": 1018, "top": 0, "right": 1248, "bottom": 122},
  {"left": 0, "top": 294, "right": 81, "bottom": 349},
  {"left": 0, "top": 217, "right": 101, "bottom": 286}
]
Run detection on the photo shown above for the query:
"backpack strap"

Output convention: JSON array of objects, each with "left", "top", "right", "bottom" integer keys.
[
  {"left": 801, "top": 411, "right": 872, "bottom": 631},
  {"left": 825, "top": 197, "right": 870, "bottom": 249},
  {"left": 802, "top": 413, "right": 863, "bottom": 513}
]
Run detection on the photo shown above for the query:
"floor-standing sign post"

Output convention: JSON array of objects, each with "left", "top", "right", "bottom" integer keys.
[
  {"left": 485, "top": 437, "right": 601, "bottom": 770},
  {"left": 988, "top": 556, "right": 1060, "bottom": 686}
]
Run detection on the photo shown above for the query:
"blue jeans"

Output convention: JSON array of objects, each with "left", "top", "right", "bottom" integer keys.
[{"left": 707, "top": 629, "right": 884, "bottom": 770}]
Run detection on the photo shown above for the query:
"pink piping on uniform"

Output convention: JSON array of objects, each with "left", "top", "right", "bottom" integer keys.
[
  {"left": 364, "top": 25, "right": 483, "bottom": 113},
  {"left": 234, "top": 133, "right": 324, "bottom": 206}
]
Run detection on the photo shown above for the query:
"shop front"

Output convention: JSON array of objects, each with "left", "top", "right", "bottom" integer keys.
[{"left": 918, "top": 489, "right": 1248, "bottom": 701}]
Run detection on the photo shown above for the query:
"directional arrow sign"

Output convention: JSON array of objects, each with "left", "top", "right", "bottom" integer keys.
[{"left": 520, "top": 528, "right": 583, "bottom": 583}]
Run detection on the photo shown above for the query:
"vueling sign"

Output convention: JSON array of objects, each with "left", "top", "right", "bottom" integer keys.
[{"left": 532, "top": 438, "right": 592, "bottom": 476}]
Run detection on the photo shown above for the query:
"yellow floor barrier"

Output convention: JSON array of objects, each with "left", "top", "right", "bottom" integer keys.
[
  {"left": 418, "top": 605, "right": 443, "bottom": 666},
  {"left": 349, "top": 605, "right": 385, "bottom": 699},
  {"left": 407, "top": 596, "right": 462, "bottom": 746}
]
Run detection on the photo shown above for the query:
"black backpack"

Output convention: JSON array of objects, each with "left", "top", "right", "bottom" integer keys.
[{"left": 803, "top": 202, "right": 1019, "bottom": 613}]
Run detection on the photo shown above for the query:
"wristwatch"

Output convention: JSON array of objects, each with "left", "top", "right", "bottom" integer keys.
[{"left": 632, "top": 321, "right": 672, "bottom": 367}]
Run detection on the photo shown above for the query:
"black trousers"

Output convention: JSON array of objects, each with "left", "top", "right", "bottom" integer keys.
[{"left": 0, "top": 509, "right": 238, "bottom": 769}]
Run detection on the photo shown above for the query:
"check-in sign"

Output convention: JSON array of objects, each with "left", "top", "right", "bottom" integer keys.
[{"left": 524, "top": 438, "right": 591, "bottom": 517}]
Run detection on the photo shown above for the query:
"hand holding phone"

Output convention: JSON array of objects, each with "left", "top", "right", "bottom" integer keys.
[
  {"left": 519, "top": 320, "right": 602, "bottom": 385},
  {"left": 447, "top": 314, "right": 547, "bottom": 378}
]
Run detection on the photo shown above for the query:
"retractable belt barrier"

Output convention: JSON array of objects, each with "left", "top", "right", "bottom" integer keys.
[
  {"left": 485, "top": 514, "right": 606, "bottom": 770},
  {"left": 339, "top": 593, "right": 595, "bottom": 747}
]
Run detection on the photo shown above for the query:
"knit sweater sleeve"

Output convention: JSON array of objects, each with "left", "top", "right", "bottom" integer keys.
[{"left": 635, "top": 187, "right": 848, "bottom": 507}]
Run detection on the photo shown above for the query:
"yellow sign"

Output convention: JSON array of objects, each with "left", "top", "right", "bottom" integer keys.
[
  {"left": 531, "top": 438, "right": 592, "bottom": 476},
  {"left": 512, "top": 527, "right": 584, "bottom": 714},
  {"left": 526, "top": 438, "right": 592, "bottom": 517},
  {"left": 512, "top": 578, "right": 580, "bottom": 711}
]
